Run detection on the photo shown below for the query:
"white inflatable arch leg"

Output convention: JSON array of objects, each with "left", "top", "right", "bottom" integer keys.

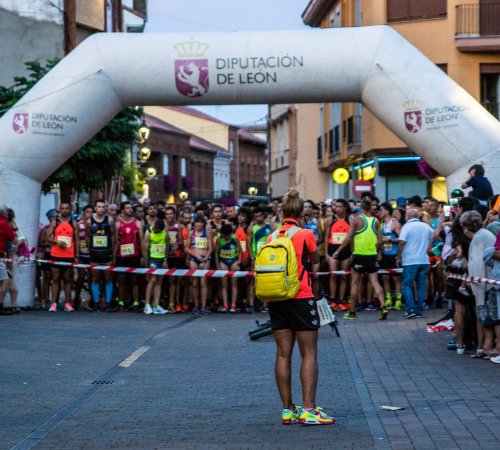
[{"left": 1, "top": 26, "right": 500, "bottom": 306}]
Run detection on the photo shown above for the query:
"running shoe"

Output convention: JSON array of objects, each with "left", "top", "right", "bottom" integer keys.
[
  {"left": 394, "top": 300, "right": 403, "bottom": 310},
  {"left": 168, "top": 303, "right": 175, "bottom": 313},
  {"left": 153, "top": 305, "right": 168, "bottom": 315},
  {"left": 378, "top": 307, "right": 388, "bottom": 320},
  {"left": 201, "top": 307, "right": 208, "bottom": 315},
  {"left": 404, "top": 311, "right": 417, "bottom": 319},
  {"left": 330, "top": 302, "right": 338, "bottom": 310},
  {"left": 182, "top": 304, "right": 189, "bottom": 312},
  {"left": 355, "top": 303, "right": 364, "bottom": 312},
  {"left": 220, "top": 304, "right": 228, "bottom": 313},
  {"left": 49, "top": 302, "right": 57, "bottom": 312},
  {"left": 261, "top": 305, "right": 269, "bottom": 313},
  {"left": 343, "top": 311, "right": 356, "bottom": 320},
  {"left": 175, "top": 305, "right": 182, "bottom": 313},
  {"left": 144, "top": 304, "right": 153, "bottom": 315},
  {"left": 282, "top": 405, "right": 301, "bottom": 425},
  {"left": 457, "top": 346, "right": 466, "bottom": 355},
  {"left": 106, "top": 305, "right": 113, "bottom": 313},
  {"left": 91, "top": 303, "right": 101, "bottom": 312},
  {"left": 191, "top": 305, "right": 199, "bottom": 315},
  {"left": 246, "top": 305, "right": 255, "bottom": 314},
  {"left": 385, "top": 298, "right": 394, "bottom": 310},
  {"left": 365, "top": 303, "right": 379, "bottom": 311},
  {"left": 298, "top": 407, "right": 335, "bottom": 425},
  {"left": 64, "top": 303, "right": 75, "bottom": 312},
  {"left": 230, "top": 303, "right": 236, "bottom": 313},
  {"left": 422, "top": 303, "right": 430, "bottom": 310}
]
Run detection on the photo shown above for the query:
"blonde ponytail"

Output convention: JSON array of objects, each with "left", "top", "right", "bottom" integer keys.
[{"left": 282, "top": 188, "right": 304, "bottom": 219}]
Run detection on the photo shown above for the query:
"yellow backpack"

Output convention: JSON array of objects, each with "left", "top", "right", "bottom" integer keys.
[{"left": 254, "top": 226, "right": 301, "bottom": 302}]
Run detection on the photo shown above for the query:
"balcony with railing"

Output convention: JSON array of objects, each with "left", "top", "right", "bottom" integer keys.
[
  {"left": 456, "top": 3, "right": 500, "bottom": 52},
  {"left": 345, "top": 115, "right": 362, "bottom": 157}
]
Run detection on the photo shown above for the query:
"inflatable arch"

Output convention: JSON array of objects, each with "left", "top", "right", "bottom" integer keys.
[{"left": 1, "top": 26, "right": 500, "bottom": 306}]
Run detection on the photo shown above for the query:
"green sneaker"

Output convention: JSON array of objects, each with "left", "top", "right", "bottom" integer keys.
[
  {"left": 344, "top": 311, "right": 357, "bottom": 320},
  {"left": 394, "top": 300, "right": 403, "bottom": 310},
  {"left": 378, "top": 307, "right": 388, "bottom": 320},
  {"left": 385, "top": 298, "right": 393, "bottom": 309}
]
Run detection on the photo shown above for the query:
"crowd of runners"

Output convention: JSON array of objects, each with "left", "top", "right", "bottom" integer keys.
[{"left": 1, "top": 164, "right": 500, "bottom": 361}]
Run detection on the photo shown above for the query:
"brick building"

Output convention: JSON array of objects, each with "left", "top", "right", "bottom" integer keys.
[
  {"left": 143, "top": 115, "right": 230, "bottom": 203},
  {"left": 144, "top": 106, "right": 269, "bottom": 202}
]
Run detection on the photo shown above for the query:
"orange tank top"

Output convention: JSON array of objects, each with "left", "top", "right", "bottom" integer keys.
[
  {"left": 235, "top": 228, "right": 249, "bottom": 261},
  {"left": 51, "top": 220, "right": 75, "bottom": 258},
  {"left": 329, "top": 219, "right": 350, "bottom": 246}
]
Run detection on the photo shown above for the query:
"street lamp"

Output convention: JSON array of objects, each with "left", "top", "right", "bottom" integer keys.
[
  {"left": 138, "top": 146, "right": 151, "bottom": 161},
  {"left": 248, "top": 186, "right": 258, "bottom": 196},
  {"left": 179, "top": 191, "right": 188, "bottom": 200},
  {"left": 137, "top": 120, "right": 150, "bottom": 143},
  {"left": 146, "top": 167, "right": 156, "bottom": 178}
]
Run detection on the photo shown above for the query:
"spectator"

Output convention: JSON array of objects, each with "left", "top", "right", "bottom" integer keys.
[
  {"left": 461, "top": 211, "right": 500, "bottom": 359},
  {"left": 397, "top": 209, "right": 433, "bottom": 318},
  {"left": 461, "top": 164, "right": 493, "bottom": 204},
  {"left": 0, "top": 204, "right": 17, "bottom": 315}
]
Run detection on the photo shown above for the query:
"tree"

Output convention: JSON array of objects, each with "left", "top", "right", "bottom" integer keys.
[{"left": 0, "top": 59, "right": 142, "bottom": 201}]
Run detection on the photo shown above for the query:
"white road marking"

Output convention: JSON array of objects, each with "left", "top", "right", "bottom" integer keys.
[{"left": 118, "top": 346, "right": 150, "bottom": 367}]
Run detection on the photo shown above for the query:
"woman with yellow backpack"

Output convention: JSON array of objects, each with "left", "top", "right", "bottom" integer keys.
[{"left": 256, "top": 188, "right": 335, "bottom": 426}]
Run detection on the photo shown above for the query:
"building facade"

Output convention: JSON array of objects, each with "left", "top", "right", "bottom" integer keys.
[
  {"left": 144, "top": 106, "right": 268, "bottom": 202},
  {"left": 302, "top": 0, "right": 500, "bottom": 201},
  {"left": 142, "top": 115, "right": 230, "bottom": 203},
  {"left": 0, "top": 0, "right": 147, "bottom": 86},
  {"left": 269, "top": 104, "right": 327, "bottom": 202}
]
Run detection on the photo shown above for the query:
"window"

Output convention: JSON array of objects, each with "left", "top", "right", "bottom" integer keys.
[
  {"left": 387, "top": 0, "right": 447, "bottom": 22},
  {"left": 229, "top": 140, "right": 234, "bottom": 154},
  {"left": 329, "top": 4, "right": 341, "bottom": 28},
  {"left": 481, "top": 65, "right": 500, "bottom": 119},
  {"left": 163, "top": 155, "right": 169, "bottom": 175},
  {"left": 180, "top": 157, "right": 186, "bottom": 177}
]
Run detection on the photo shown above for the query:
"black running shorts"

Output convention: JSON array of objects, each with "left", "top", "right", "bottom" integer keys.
[
  {"left": 351, "top": 255, "right": 380, "bottom": 275},
  {"left": 115, "top": 256, "right": 141, "bottom": 268},
  {"left": 379, "top": 254, "right": 399, "bottom": 273},
  {"left": 89, "top": 250, "right": 113, "bottom": 265},
  {"left": 268, "top": 298, "right": 320, "bottom": 332},
  {"left": 327, "top": 243, "right": 351, "bottom": 261}
]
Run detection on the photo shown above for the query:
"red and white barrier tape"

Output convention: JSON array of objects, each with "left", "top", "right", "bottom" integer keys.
[
  {"left": 32, "top": 259, "right": 403, "bottom": 277},
  {"left": 445, "top": 272, "right": 500, "bottom": 286}
]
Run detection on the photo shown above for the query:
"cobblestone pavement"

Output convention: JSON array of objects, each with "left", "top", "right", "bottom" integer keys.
[{"left": 1, "top": 307, "right": 499, "bottom": 450}]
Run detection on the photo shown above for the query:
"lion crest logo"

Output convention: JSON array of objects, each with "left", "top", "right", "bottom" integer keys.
[
  {"left": 403, "top": 98, "right": 422, "bottom": 133},
  {"left": 13, "top": 112, "right": 29, "bottom": 134},
  {"left": 175, "top": 60, "right": 209, "bottom": 98}
]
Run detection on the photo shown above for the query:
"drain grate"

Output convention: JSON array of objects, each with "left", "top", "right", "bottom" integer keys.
[{"left": 92, "top": 380, "right": 115, "bottom": 385}]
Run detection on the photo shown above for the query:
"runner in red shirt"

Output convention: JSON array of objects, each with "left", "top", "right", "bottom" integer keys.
[
  {"left": 266, "top": 189, "right": 335, "bottom": 426},
  {"left": 0, "top": 204, "right": 17, "bottom": 315}
]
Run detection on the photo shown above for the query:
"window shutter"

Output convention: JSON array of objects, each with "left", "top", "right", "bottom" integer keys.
[
  {"left": 410, "top": 0, "right": 447, "bottom": 19},
  {"left": 387, "top": 0, "right": 409, "bottom": 22}
]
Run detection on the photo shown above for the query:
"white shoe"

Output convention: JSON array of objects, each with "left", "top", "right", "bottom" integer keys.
[
  {"left": 144, "top": 304, "right": 153, "bottom": 315},
  {"left": 153, "top": 305, "right": 168, "bottom": 315},
  {"left": 64, "top": 303, "right": 75, "bottom": 312},
  {"left": 49, "top": 303, "right": 57, "bottom": 312},
  {"left": 457, "top": 346, "right": 465, "bottom": 355},
  {"left": 490, "top": 355, "right": 500, "bottom": 364}
]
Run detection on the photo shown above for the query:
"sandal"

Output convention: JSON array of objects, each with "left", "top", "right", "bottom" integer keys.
[
  {"left": 471, "top": 347, "right": 486, "bottom": 358},
  {"left": 484, "top": 353, "right": 500, "bottom": 361}
]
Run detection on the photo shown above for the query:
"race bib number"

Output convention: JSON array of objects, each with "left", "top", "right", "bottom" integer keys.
[
  {"left": 151, "top": 244, "right": 166, "bottom": 258},
  {"left": 383, "top": 243, "right": 393, "bottom": 253},
  {"left": 80, "top": 240, "right": 88, "bottom": 251},
  {"left": 120, "top": 243, "right": 135, "bottom": 256},
  {"left": 195, "top": 237, "right": 208, "bottom": 249},
  {"left": 57, "top": 236, "right": 72, "bottom": 247},
  {"left": 240, "top": 241, "right": 246, "bottom": 252},
  {"left": 257, "top": 241, "right": 266, "bottom": 252},
  {"left": 169, "top": 232, "right": 177, "bottom": 243},
  {"left": 220, "top": 249, "right": 236, "bottom": 259},
  {"left": 332, "top": 233, "right": 346, "bottom": 244},
  {"left": 93, "top": 236, "right": 108, "bottom": 248}
]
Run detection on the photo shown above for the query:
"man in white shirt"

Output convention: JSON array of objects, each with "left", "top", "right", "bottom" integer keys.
[{"left": 396, "top": 209, "right": 433, "bottom": 318}]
